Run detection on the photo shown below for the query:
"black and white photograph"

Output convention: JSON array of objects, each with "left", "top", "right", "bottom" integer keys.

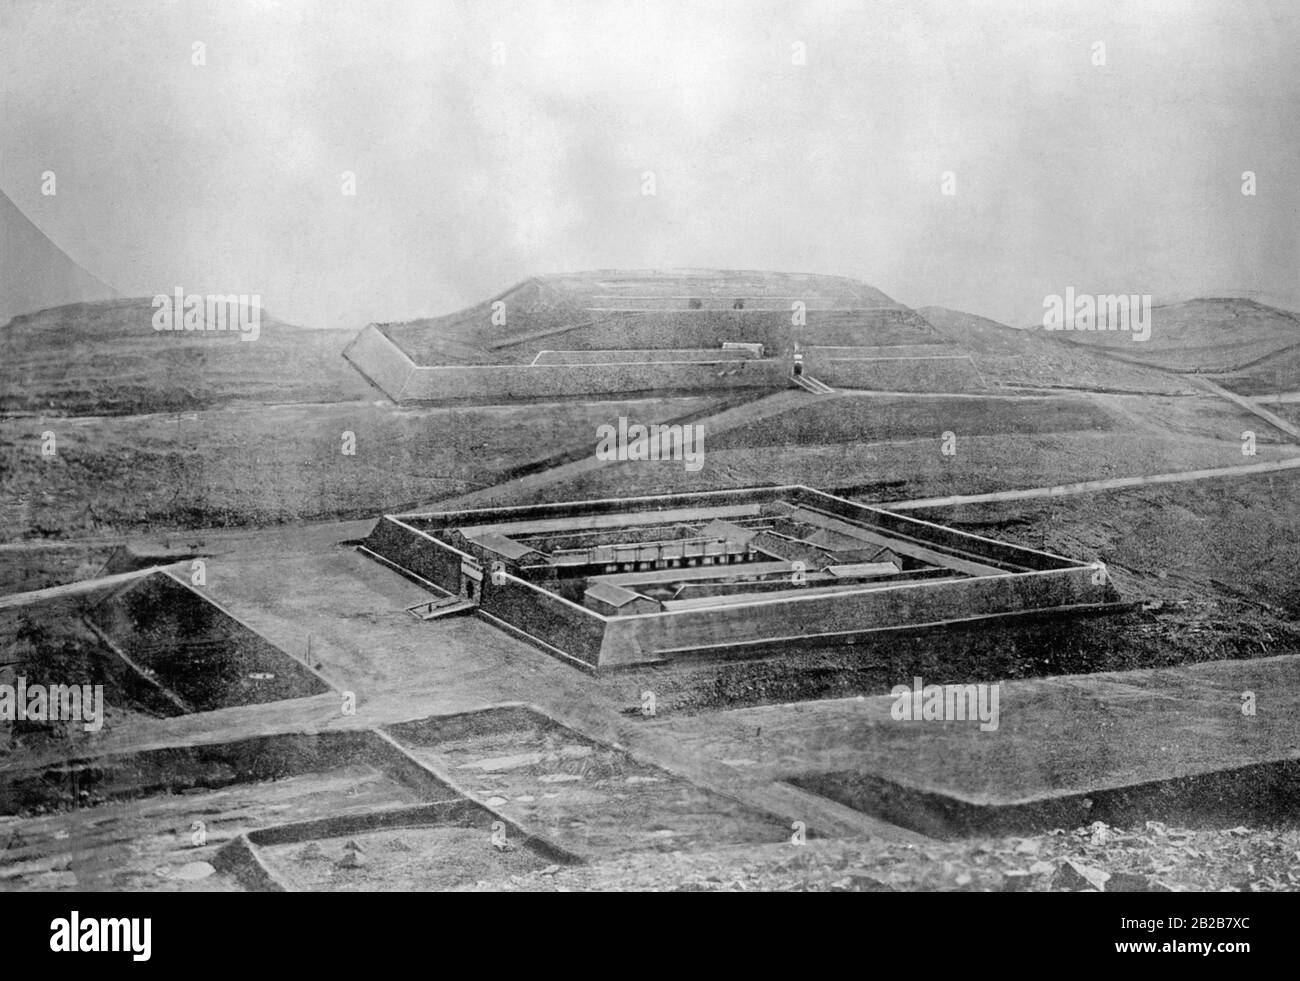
[{"left": 0, "top": 0, "right": 1294, "bottom": 948}]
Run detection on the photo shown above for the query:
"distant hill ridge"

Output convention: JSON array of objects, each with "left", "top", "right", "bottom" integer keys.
[
  {"left": 0, "top": 296, "right": 370, "bottom": 416},
  {"left": 1024, "top": 297, "right": 1300, "bottom": 375},
  {"left": 8, "top": 280, "right": 1297, "bottom": 414}
]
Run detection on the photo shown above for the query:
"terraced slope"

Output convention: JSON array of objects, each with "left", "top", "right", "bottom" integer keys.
[{"left": 377, "top": 269, "right": 945, "bottom": 366}]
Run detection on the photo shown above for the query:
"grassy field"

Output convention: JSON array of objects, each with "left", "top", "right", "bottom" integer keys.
[
  {"left": 708, "top": 392, "right": 1121, "bottom": 447},
  {"left": 1212, "top": 344, "right": 1300, "bottom": 396},
  {"left": 500, "top": 390, "right": 1291, "bottom": 507},
  {"left": 0, "top": 395, "right": 723, "bottom": 542},
  {"left": 928, "top": 467, "right": 1300, "bottom": 615},
  {"left": 919, "top": 306, "right": 1195, "bottom": 394}
]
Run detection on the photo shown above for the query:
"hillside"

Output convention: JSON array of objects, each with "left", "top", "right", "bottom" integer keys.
[
  {"left": 1026, "top": 298, "right": 1300, "bottom": 377},
  {"left": 378, "top": 269, "right": 941, "bottom": 366},
  {"left": 0, "top": 394, "right": 727, "bottom": 548},
  {"left": 0, "top": 189, "right": 118, "bottom": 325},
  {"left": 3, "top": 282, "right": 1292, "bottom": 557},
  {"left": 918, "top": 307, "right": 1194, "bottom": 394},
  {"left": 0, "top": 298, "right": 373, "bottom": 416}
]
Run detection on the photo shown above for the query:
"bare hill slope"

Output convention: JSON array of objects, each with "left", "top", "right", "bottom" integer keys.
[
  {"left": 919, "top": 306, "right": 1194, "bottom": 394},
  {"left": 1027, "top": 298, "right": 1300, "bottom": 375}
]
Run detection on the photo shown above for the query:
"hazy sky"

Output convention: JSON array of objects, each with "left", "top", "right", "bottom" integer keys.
[{"left": 2, "top": 0, "right": 1297, "bottom": 328}]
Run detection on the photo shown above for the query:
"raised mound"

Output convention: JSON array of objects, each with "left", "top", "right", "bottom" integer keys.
[
  {"left": 0, "top": 592, "right": 181, "bottom": 758},
  {"left": 86, "top": 570, "right": 331, "bottom": 711},
  {"left": 347, "top": 270, "right": 985, "bottom": 402},
  {"left": 376, "top": 269, "right": 938, "bottom": 367}
]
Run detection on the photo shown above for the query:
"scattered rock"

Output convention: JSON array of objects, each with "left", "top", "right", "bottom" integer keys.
[{"left": 1014, "top": 838, "right": 1041, "bottom": 856}]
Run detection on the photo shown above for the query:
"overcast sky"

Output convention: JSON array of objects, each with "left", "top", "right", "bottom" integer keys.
[{"left": 2, "top": 0, "right": 1297, "bottom": 328}]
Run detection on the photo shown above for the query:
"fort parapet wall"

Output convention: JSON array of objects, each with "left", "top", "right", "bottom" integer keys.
[
  {"left": 344, "top": 324, "right": 987, "bottom": 402},
  {"left": 345, "top": 325, "right": 789, "bottom": 401},
  {"left": 363, "top": 516, "right": 607, "bottom": 666},
  {"left": 595, "top": 566, "right": 1102, "bottom": 667},
  {"left": 361, "top": 487, "right": 1121, "bottom": 670}
]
